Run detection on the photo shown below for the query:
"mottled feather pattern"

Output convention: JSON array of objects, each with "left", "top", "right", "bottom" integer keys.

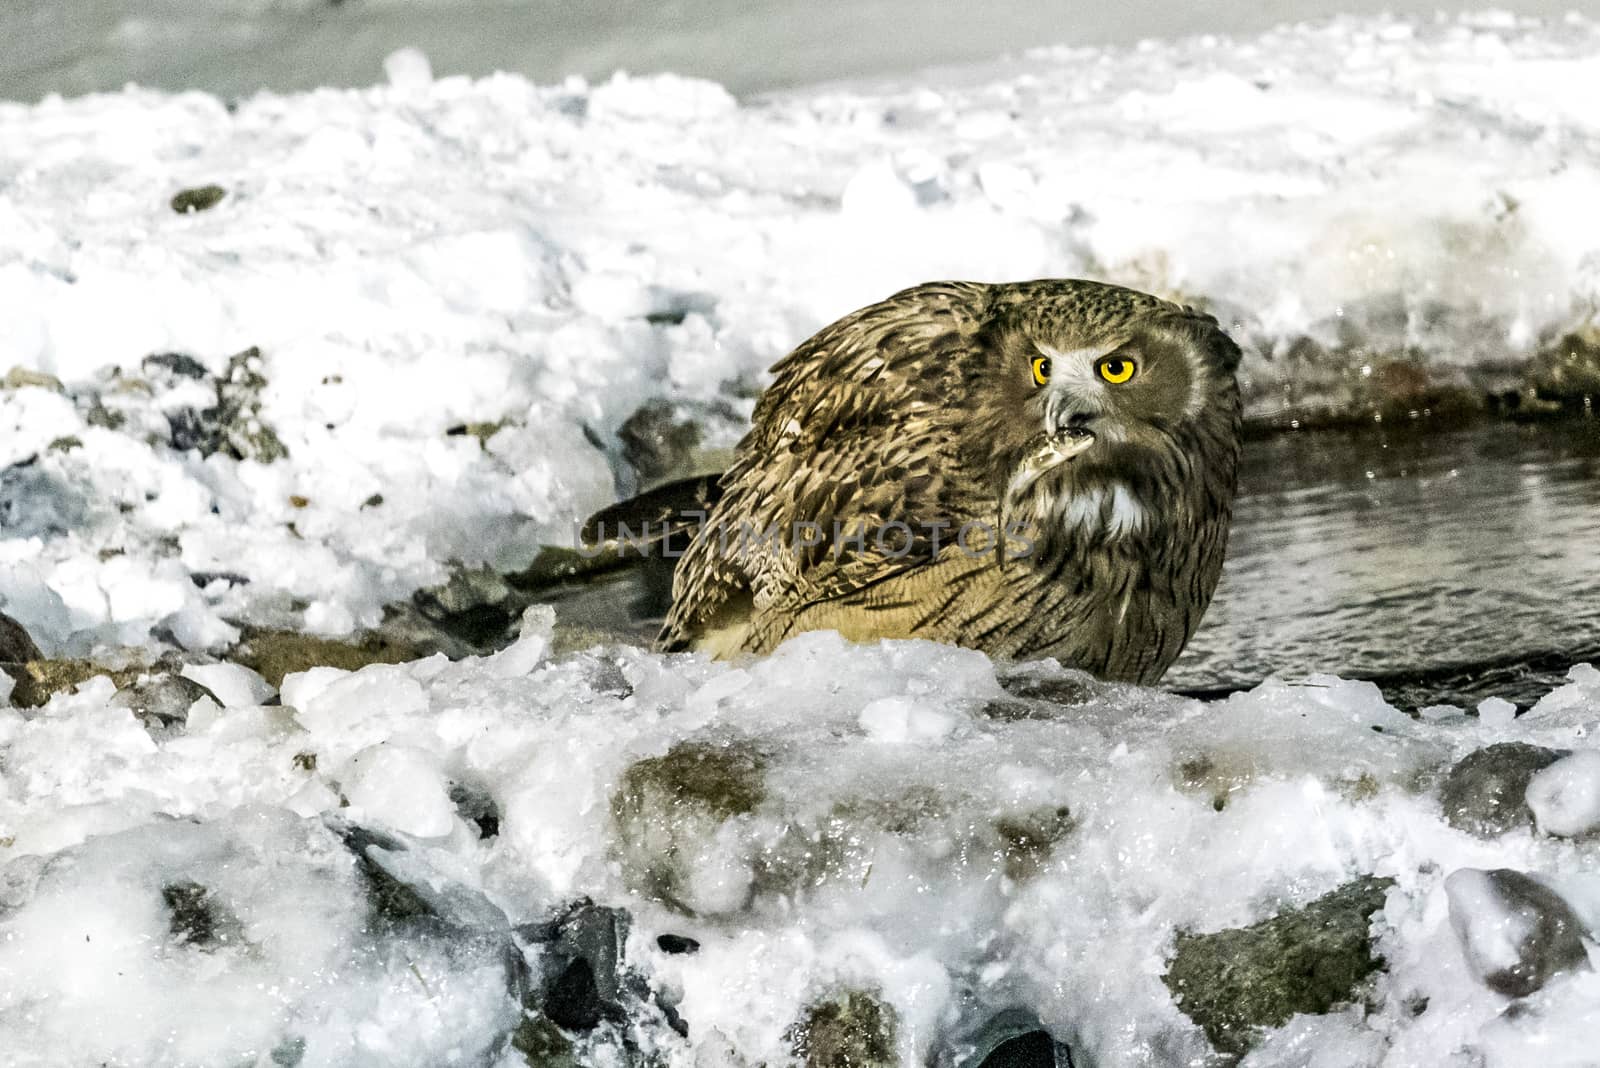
[{"left": 655, "top": 278, "right": 1242, "bottom": 684}]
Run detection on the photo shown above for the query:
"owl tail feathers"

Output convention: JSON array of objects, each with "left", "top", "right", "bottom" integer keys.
[{"left": 579, "top": 473, "right": 724, "bottom": 556}]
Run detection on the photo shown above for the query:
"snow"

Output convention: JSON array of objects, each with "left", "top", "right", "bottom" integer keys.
[
  {"left": 2, "top": 9, "right": 1600, "bottom": 1066},
  {"left": 2, "top": 618, "right": 1600, "bottom": 1065}
]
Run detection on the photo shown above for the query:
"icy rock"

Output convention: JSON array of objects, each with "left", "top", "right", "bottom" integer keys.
[
  {"left": 788, "top": 989, "right": 899, "bottom": 1068},
  {"left": 1444, "top": 868, "right": 1588, "bottom": 997},
  {"left": 162, "top": 880, "right": 246, "bottom": 949},
  {"left": 0, "top": 609, "right": 41, "bottom": 663},
  {"left": 109, "top": 673, "right": 219, "bottom": 736},
  {"left": 1526, "top": 750, "right": 1600, "bottom": 838},
  {"left": 611, "top": 739, "right": 768, "bottom": 914},
  {"left": 325, "top": 817, "right": 516, "bottom": 935},
  {"left": 1164, "top": 876, "right": 1393, "bottom": 1057},
  {"left": 656, "top": 933, "right": 700, "bottom": 955},
  {"left": 993, "top": 805, "right": 1076, "bottom": 881},
  {"left": 1439, "top": 742, "right": 1567, "bottom": 836}
]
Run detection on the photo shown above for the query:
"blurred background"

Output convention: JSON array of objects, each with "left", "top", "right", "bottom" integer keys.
[{"left": 1, "top": 0, "right": 1586, "bottom": 102}]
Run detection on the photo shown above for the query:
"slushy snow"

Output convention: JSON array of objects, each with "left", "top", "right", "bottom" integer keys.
[
  {"left": 3, "top": 619, "right": 1600, "bottom": 1065},
  {"left": 3, "top": 10, "right": 1600, "bottom": 1068}
]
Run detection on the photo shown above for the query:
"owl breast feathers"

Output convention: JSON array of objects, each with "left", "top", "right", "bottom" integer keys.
[{"left": 592, "top": 278, "right": 1243, "bottom": 686}]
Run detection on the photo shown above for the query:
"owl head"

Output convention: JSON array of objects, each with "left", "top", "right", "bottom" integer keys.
[{"left": 960, "top": 281, "right": 1243, "bottom": 552}]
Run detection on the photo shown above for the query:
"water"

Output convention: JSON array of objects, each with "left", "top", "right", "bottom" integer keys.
[
  {"left": 1169, "top": 418, "right": 1600, "bottom": 708},
  {"left": 543, "top": 417, "right": 1600, "bottom": 709}
]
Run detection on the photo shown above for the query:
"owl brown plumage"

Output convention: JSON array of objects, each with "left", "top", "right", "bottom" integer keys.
[{"left": 602, "top": 279, "right": 1242, "bottom": 686}]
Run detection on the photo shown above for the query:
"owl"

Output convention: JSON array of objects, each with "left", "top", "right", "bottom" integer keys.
[{"left": 588, "top": 279, "right": 1242, "bottom": 685}]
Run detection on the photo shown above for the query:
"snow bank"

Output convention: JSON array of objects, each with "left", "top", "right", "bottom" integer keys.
[
  {"left": 3, "top": 622, "right": 1600, "bottom": 1065},
  {"left": 2, "top": 13, "right": 1598, "bottom": 655}
]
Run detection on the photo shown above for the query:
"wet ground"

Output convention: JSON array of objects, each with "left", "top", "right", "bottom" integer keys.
[{"left": 540, "top": 417, "right": 1600, "bottom": 711}]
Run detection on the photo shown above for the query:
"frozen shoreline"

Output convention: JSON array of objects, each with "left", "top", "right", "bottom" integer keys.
[{"left": 2, "top": 12, "right": 1598, "bottom": 659}]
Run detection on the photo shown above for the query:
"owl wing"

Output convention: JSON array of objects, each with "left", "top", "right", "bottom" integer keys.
[{"left": 661, "top": 281, "right": 996, "bottom": 651}]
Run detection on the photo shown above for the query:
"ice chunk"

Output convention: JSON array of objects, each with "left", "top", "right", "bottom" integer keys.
[
  {"left": 179, "top": 661, "right": 275, "bottom": 708},
  {"left": 339, "top": 744, "right": 457, "bottom": 838},
  {"left": 383, "top": 47, "right": 434, "bottom": 90},
  {"left": 1526, "top": 750, "right": 1600, "bottom": 838}
]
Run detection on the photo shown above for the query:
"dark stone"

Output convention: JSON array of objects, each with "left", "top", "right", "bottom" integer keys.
[
  {"left": 449, "top": 781, "right": 502, "bottom": 840},
  {"left": 143, "top": 352, "right": 212, "bottom": 379},
  {"left": 413, "top": 564, "right": 521, "bottom": 648},
  {"left": 979, "top": 1030, "right": 1069, "bottom": 1068},
  {"left": 1440, "top": 743, "right": 1567, "bottom": 836},
  {"left": 941, "top": 1008, "right": 1072, "bottom": 1068},
  {"left": 545, "top": 957, "right": 603, "bottom": 1032},
  {"left": 656, "top": 933, "right": 700, "bottom": 955},
  {"left": 162, "top": 880, "right": 242, "bottom": 949},
  {"left": 1446, "top": 868, "right": 1589, "bottom": 997},
  {"left": 171, "top": 185, "right": 227, "bottom": 214},
  {"left": 788, "top": 989, "right": 898, "bottom": 1068},
  {"left": 1163, "top": 875, "right": 1394, "bottom": 1057},
  {"left": 0, "top": 610, "right": 41, "bottom": 663}
]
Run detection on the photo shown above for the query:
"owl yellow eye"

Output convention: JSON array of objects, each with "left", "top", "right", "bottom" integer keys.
[
  {"left": 1030, "top": 356, "right": 1051, "bottom": 386},
  {"left": 1097, "top": 356, "right": 1137, "bottom": 384}
]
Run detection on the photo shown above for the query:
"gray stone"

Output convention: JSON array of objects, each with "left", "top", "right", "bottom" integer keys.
[
  {"left": 1440, "top": 743, "right": 1566, "bottom": 836},
  {"left": 1164, "top": 875, "right": 1393, "bottom": 1057},
  {"left": 111, "top": 674, "right": 219, "bottom": 735}
]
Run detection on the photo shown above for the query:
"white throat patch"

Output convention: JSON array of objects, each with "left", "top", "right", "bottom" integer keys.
[{"left": 1061, "top": 483, "right": 1146, "bottom": 538}]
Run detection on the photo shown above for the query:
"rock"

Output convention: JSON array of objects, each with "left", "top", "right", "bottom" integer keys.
[
  {"left": 110, "top": 673, "right": 219, "bottom": 735},
  {"left": 217, "top": 347, "right": 287, "bottom": 463},
  {"left": 449, "top": 781, "right": 502, "bottom": 840},
  {"left": 229, "top": 628, "right": 426, "bottom": 688},
  {"left": 511, "top": 1013, "right": 578, "bottom": 1068},
  {"left": 2, "top": 366, "right": 64, "bottom": 392},
  {"left": 656, "top": 933, "right": 700, "bottom": 955},
  {"left": 938, "top": 1008, "right": 1071, "bottom": 1068},
  {"left": 1525, "top": 750, "right": 1600, "bottom": 838},
  {"left": 612, "top": 740, "right": 769, "bottom": 913},
  {"left": 412, "top": 564, "right": 523, "bottom": 648},
  {"left": 179, "top": 661, "right": 275, "bottom": 707},
  {"left": 162, "top": 880, "right": 245, "bottom": 949},
  {"left": 1163, "top": 875, "right": 1394, "bottom": 1057},
  {"left": 0, "top": 610, "right": 41, "bottom": 663},
  {"left": 1440, "top": 742, "right": 1567, "bottom": 836},
  {"left": 618, "top": 398, "right": 706, "bottom": 489},
  {"left": 171, "top": 184, "right": 227, "bottom": 214},
  {"left": 143, "top": 352, "right": 211, "bottom": 380},
  {"left": 2, "top": 657, "right": 150, "bottom": 710},
  {"left": 1445, "top": 868, "right": 1588, "bottom": 997},
  {"left": 788, "top": 989, "right": 899, "bottom": 1068}
]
